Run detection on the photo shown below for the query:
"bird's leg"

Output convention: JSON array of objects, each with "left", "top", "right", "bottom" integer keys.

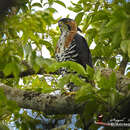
[{"left": 63, "top": 91, "right": 76, "bottom": 96}]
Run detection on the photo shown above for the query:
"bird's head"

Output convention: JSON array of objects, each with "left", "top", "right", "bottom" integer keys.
[{"left": 58, "top": 18, "right": 82, "bottom": 33}]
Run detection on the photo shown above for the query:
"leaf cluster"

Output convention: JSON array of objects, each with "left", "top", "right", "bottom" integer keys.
[{"left": 70, "top": 0, "right": 130, "bottom": 70}]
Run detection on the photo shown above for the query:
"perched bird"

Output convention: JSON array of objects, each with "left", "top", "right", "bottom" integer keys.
[{"left": 55, "top": 18, "right": 93, "bottom": 69}]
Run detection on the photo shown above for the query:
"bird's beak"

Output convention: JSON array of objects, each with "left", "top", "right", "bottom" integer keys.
[{"left": 77, "top": 27, "right": 82, "bottom": 32}]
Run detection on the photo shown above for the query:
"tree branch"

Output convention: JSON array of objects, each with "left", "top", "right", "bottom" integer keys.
[
  {"left": 0, "top": 83, "right": 83, "bottom": 115},
  {"left": 0, "top": 68, "right": 129, "bottom": 115},
  {"left": 118, "top": 57, "right": 128, "bottom": 75},
  {"left": 0, "top": 60, "right": 57, "bottom": 78},
  {"left": 0, "top": 68, "right": 45, "bottom": 78}
]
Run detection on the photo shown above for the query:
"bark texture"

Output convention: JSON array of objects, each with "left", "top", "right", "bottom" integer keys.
[{"left": 0, "top": 83, "right": 83, "bottom": 115}]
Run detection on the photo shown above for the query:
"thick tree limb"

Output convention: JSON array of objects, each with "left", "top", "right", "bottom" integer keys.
[{"left": 0, "top": 83, "right": 83, "bottom": 115}]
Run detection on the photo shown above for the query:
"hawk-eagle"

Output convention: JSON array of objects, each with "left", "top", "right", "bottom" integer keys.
[{"left": 55, "top": 18, "right": 93, "bottom": 68}]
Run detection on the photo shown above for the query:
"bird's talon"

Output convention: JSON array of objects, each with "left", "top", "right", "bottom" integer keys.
[{"left": 63, "top": 91, "right": 76, "bottom": 96}]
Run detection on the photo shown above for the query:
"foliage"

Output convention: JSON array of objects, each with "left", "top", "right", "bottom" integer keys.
[{"left": 0, "top": 0, "right": 130, "bottom": 129}]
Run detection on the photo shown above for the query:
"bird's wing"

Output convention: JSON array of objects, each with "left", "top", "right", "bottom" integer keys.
[{"left": 74, "top": 33, "right": 93, "bottom": 68}]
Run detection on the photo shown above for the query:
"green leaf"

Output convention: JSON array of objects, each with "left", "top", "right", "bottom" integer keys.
[
  {"left": 47, "top": 61, "right": 87, "bottom": 76},
  {"left": 33, "top": 63, "right": 40, "bottom": 73},
  {"left": 109, "top": 92, "right": 117, "bottom": 107},
  {"left": 98, "top": 72, "right": 117, "bottom": 96},
  {"left": 54, "top": 0, "right": 66, "bottom": 8},
  {"left": 92, "top": 10, "right": 109, "bottom": 22},
  {"left": 126, "top": 72, "right": 130, "bottom": 78},
  {"left": 30, "top": 52, "right": 40, "bottom": 73},
  {"left": 75, "top": 12, "right": 84, "bottom": 25},
  {"left": 31, "top": 77, "right": 54, "bottom": 93},
  {"left": 56, "top": 74, "right": 71, "bottom": 89},
  {"left": 24, "top": 44, "right": 32, "bottom": 58},
  {"left": 42, "top": 85, "right": 54, "bottom": 93},
  {"left": 86, "top": 28, "right": 97, "bottom": 45},
  {"left": 108, "top": 57, "right": 116, "bottom": 69},
  {"left": 83, "top": 101, "right": 98, "bottom": 122},
  {"left": 76, "top": 84, "right": 95, "bottom": 102},
  {"left": 120, "top": 40, "right": 129, "bottom": 54},
  {"left": 86, "top": 65, "right": 95, "bottom": 79},
  {"left": 46, "top": 62, "right": 61, "bottom": 73},
  {"left": 120, "top": 21, "right": 127, "bottom": 40},
  {"left": 70, "top": 74, "right": 87, "bottom": 87},
  {"left": 56, "top": 74, "right": 87, "bottom": 91},
  {"left": 32, "top": 2, "right": 42, "bottom": 8},
  {"left": 39, "top": 40, "right": 54, "bottom": 56},
  {"left": 94, "top": 69, "right": 101, "bottom": 82},
  {"left": 68, "top": 2, "right": 83, "bottom": 13},
  {"left": 47, "top": 7, "right": 57, "bottom": 13},
  {"left": 128, "top": 43, "right": 130, "bottom": 58},
  {"left": 12, "top": 62, "right": 20, "bottom": 77},
  {"left": 35, "top": 57, "right": 56, "bottom": 71},
  {"left": 3, "top": 63, "right": 13, "bottom": 76},
  {"left": 112, "top": 32, "right": 121, "bottom": 49},
  {"left": 0, "top": 88, "right": 6, "bottom": 101},
  {"left": 62, "top": 61, "right": 87, "bottom": 76},
  {"left": 3, "top": 62, "right": 20, "bottom": 77},
  {"left": 109, "top": 72, "right": 117, "bottom": 89}
]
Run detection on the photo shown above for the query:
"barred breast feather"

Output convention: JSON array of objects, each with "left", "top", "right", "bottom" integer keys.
[{"left": 55, "top": 33, "right": 93, "bottom": 69}]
